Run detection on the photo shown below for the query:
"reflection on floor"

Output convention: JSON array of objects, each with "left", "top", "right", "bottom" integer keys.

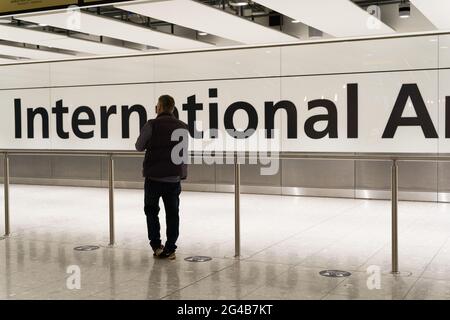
[{"left": 1, "top": 184, "right": 450, "bottom": 300}]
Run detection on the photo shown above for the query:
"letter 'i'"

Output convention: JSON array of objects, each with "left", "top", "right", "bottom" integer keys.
[
  {"left": 209, "top": 88, "right": 218, "bottom": 138},
  {"left": 14, "top": 98, "right": 22, "bottom": 139},
  {"left": 446, "top": 96, "right": 450, "bottom": 138},
  {"left": 347, "top": 83, "right": 358, "bottom": 138}
]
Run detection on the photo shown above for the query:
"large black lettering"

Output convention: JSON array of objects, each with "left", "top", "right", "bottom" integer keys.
[
  {"left": 182, "top": 95, "right": 204, "bottom": 138},
  {"left": 224, "top": 101, "right": 258, "bottom": 139},
  {"left": 264, "top": 100, "right": 297, "bottom": 139},
  {"left": 27, "top": 107, "right": 49, "bottom": 139},
  {"left": 304, "top": 99, "right": 338, "bottom": 139},
  {"left": 446, "top": 96, "right": 450, "bottom": 138},
  {"left": 209, "top": 88, "right": 218, "bottom": 138},
  {"left": 52, "top": 100, "right": 69, "bottom": 139},
  {"left": 382, "top": 84, "right": 438, "bottom": 138},
  {"left": 100, "top": 105, "right": 117, "bottom": 139},
  {"left": 347, "top": 83, "right": 358, "bottom": 138},
  {"left": 72, "top": 106, "right": 95, "bottom": 139},
  {"left": 14, "top": 98, "right": 21, "bottom": 139},
  {"left": 121, "top": 104, "right": 147, "bottom": 139}
]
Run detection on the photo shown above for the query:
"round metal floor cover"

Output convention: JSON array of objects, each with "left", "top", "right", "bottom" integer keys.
[
  {"left": 319, "top": 270, "right": 352, "bottom": 278},
  {"left": 184, "top": 256, "right": 212, "bottom": 262},
  {"left": 74, "top": 245, "right": 100, "bottom": 251}
]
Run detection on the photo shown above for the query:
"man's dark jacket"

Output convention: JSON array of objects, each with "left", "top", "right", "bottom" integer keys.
[{"left": 137, "top": 112, "right": 189, "bottom": 179}]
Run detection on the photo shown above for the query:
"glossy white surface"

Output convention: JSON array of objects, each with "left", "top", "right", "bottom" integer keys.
[
  {"left": 0, "top": 88, "right": 53, "bottom": 150},
  {"left": 48, "top": 84, "right": 156, "bottom": 150},
  {"left": 116, "top": 0, "right": 298, "bottom": 45},
  {"left": 154, "top": 78, "right": 282, "bottom": 152},
  {"left": 281, "top": 70, "right": 439, "bottom": 153},
  {"left": 252, "top": 0, "right": 394, "bottom": 37},
  {"left": 49, "top": 56, "right": 155, "bottom": 87},
  {"left": 0, "top": 63, "right": 50, "bottom": 89},
  {"left": 2, "top": 69, "right": 442, "bottom": 152},
  {"left": 19, "top": 11, "right": 213, "bottom": 50},
  {"left": 2, "top": 35, "right": 441, "bottom": 87},
  {"left": 153, "top": 47, "right": 280, "bottom": 81},
  {"left": 439, "top": 69, "right": 450, "bottom": 153},
  {"left": 0, "top": 34, "right": 447, "bottom": 152},
  {"left": 1, "top": 185, "right": 450, "bottom": 299},
  {"left": 438, "top": 35, "right": 450, "bottom": 68},
  {"left": 47, "top": 47, "right": 280, "bottom": 86},
  {"left": 281, "top": 35, "right": 438, "bottom": 75}
]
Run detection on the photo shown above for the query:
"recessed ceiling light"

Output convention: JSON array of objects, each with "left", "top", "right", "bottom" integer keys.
[
  {"left": 399, "top": 2, "right": 411, "bottom": 18},
  {"left": 198, "top": 31, "right": 208, "bottom": 36},
  {"left": 229, "top": 0, "right": 248, "bottom": 7},
  {"left": 291, "top": 19, "right": 300, "bottom": 24}
]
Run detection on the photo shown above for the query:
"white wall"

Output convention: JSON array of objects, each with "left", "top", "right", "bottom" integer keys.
[{"left": 0, "top": 34, "right": 448, "bottom": 153}]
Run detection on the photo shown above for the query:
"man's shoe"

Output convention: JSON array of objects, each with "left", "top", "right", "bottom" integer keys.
[
  {"left": 152, "top": 245, "right": 164, "bottom": 257},
  {"left": 158, "top": 249, "right": 176, "bottom": 260}
]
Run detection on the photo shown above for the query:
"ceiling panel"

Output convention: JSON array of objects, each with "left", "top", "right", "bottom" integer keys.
[
  {"left": 115, "top": 0, "right": 298, "bottom": 44},
  {"left": 18, "top": 11, "right": 214, "bottom": 50},
  {"left": 0, "top": 43, "right": 72, "bottom": 60},
  {"left": 410, "top": 0, "right": 450, "bottom": 29},
  {"left": 252, "top": 0, "right": 395, "bottom": 37},
  {"left": 0, "top": 24, "right": 138, "bottom": 55}
]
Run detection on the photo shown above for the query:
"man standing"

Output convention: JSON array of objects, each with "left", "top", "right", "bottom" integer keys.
[{"left": 135, "top": 95, "right": 189, "bottom": 259}]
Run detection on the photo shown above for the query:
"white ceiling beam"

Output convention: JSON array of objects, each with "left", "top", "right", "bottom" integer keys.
[
  {"left": 0, "top": 24, "right": 138, "bottom": 55},
  {"left": 115, "top": 0, "right": 298, "bottom": 45},
  {"left": 0, "top": 43, "right": 72, "bottom": 60},
  {"left": 41, "top": 37, "right": 139, "bottom": 55},
  {"left": 410, "top": 0, "right": 450, "bottom": 30},
  {"left": 0, "top": 57, "right": 20, "bottom": 64},
  {"left": 252, "top": 0, "right": 395, "bottom": 37},
  {"left": 18, "top": 11, "right": 214, "bottom": 50}
]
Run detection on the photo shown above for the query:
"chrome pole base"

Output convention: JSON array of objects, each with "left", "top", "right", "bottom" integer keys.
[{"left": 385, "top": 270, "right": 413, "bottom": 277}]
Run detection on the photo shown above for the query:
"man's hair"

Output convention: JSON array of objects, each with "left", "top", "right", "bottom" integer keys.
[{"left": 158, "top": 95, "right": 175, "bottom": 113}]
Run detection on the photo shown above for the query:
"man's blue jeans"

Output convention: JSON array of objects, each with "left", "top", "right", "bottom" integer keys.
[{"left": 144, "top": 178, "right": 181, "bottom": 252}]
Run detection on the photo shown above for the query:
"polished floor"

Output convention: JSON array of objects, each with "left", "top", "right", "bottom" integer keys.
[{"left": 1, "top": 184, "right": 450, "bottom": 300}]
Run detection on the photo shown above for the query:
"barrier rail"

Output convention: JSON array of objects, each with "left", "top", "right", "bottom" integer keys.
[{"left": 2, "top": 150, "right": 450, "bottom": 274}]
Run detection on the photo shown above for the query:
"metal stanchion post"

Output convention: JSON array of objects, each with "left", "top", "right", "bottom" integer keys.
[
  {"left": 108, "top": 155, "right": 115, "bottom": 246},
  {"left": 391, "top": 159, "right": 399, "bottom": 274},
  {"left": 4, "top": 153, "right": 10, "bottom": 237},
  {"left": 234, "top": 154, "right": 241, "bottom": 258}
]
